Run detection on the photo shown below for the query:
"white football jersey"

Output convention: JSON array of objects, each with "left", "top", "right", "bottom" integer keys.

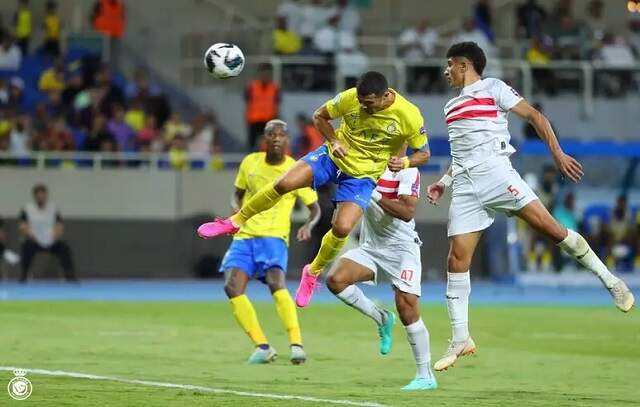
[
  {"left": 360, "top": 167, "right": 420, "bottom": 246},
  {"left": 444, "top": 78, "right": 523, "bottom": 173}
]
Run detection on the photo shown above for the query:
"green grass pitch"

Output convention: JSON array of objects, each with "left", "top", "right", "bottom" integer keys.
[{"left": 1, "top": 301, "right": 638, "bottom": 406}]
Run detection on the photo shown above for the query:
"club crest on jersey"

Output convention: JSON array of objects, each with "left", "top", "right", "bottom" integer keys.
[{"left": 386, "top": 123, "right": 397, "bottom": 134}]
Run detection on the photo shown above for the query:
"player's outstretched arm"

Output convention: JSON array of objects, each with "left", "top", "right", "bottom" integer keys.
[
  {"left": 312, "top": 106, "right": 348, "bottom": 158},
  {"left": 297, "top": 202, "right": 321, "bottom": 242},
  {"left": 511, "top": 100, "right": 584, "bottom": 183},
  {"left": 372, "top": 191, "right": 418, "bottom": 222},
  {"left": 426, "top": 166, "right": 452, "bottom": 205}
]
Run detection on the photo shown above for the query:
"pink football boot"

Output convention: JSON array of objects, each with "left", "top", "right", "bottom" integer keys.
[
  {"left": 197, "top": 218, "right": 240, "bottom": 239},
  {"left": 294, "top": 265, "right": 320, "bottom": 307}
]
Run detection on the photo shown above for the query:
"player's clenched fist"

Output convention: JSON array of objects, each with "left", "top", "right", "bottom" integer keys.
[
  {"left": 426, "top": 182, "right": 445, "bottom": 205},
  {"left": 330, "top": 140, "right": 348, "bottom": 158}
]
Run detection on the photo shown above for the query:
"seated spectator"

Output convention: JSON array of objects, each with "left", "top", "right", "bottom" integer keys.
[
  {"left": 525, "top": 38, "right": 557, "bottom": 95},
  {"left": 585, "top": 0, "right": 606, "bottom": 49},
  {"left": 41, "top": 0, "right": 61, "bottom": 58},
  {"left": 527, "top": 165, "right": 558, "bottom": 271},
  {"left": 6, "top": 77, "right": 25, "bottom": 113},
  {"left": 516, "top": 0, "right": 547, "bottom": 39},
  {"left": 398, "top": 19, "right": 440, "bottom": 92},
  {"left": 336, "top": 36, "right": 369, "bottom": 89},
  {"left": 46, "top": 90, "right": 64, "bottom": 117},
  {"left": 168, "top": 135, "right": 188, "bottom": 170},
  {"left": 38, "top": 57, "right": 65, "bottom": 92},
  {"left": 107, "top": 104, "right": 135, "bottom": 151},
  {"left": 163, "top": 112, "right": 191, "bottom": 148},
  {"left": 313, "top": 14, "right": 341, "bottom": 56},
  {"left": 329, "top": 0, "right": 360, "bottom": 34},
  {"left": 61, "top": 71, "right": 84, "bottom": 120},
  {"left": 276, "top": 0, "right": 303, "bottom": 36},
  {"left": 19, "top": 183, "right": 77, "bottom": 283},
  {"left": 125, "top": 99, "right": 146, "bottom": 131},
  {"left": 0, "top": 31, "right": 22, "bottom": 70},
  {"left": 604, "top": 195, "right": 635, "bottom": 270},
  {"left": 136, "top": 115, "right": 159, "bottom": 150},
  {"left": 125, "top": 66, "right": 161, "bottom": 101},
  {"left": 95, "top": 65, "right": 125, "bottom": 117},
  {"left": 595, "top": 32, "right": 635, "bottom": 97},
  {"left": 188, "top": 112, "right": 215, "bottom": 157},
  {"left": 473, "top": 0, "right": 494, "bottom": 43},
  {"left": 45, "top": 116, "right": 74, "bottom": 151},
  {"left": 83, "top": 114, "right": 115, "bottom": 152},
  {"left": 550, "top": 15, "right": 588, "bottom": 60},
  {"left": 9, "top": 115, "right": 30, "bottom": 157},
  {"left": 294, "top": 113, "right": 322, "bottom": 158},
  {"left": 273, "top": 16, "right": 302, "bottom": 55}
]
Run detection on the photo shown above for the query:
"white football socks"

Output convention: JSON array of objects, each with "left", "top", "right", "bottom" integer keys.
[
  {"left": 446, "top": 271, "right": 471, "bottom": 342},
  {"left": 404, "top": 318, "right": 433, "bottom": 380},
  {"left": 336, "top": 285, "right": 385, "bottom": 326},
  {"left": 557, "top": 229, "right": 619, "bottom": 288}
]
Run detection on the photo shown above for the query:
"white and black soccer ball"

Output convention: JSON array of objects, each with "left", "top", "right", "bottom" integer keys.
[{"left": 203, "top": 43, "right": 245, "bottom": 79}]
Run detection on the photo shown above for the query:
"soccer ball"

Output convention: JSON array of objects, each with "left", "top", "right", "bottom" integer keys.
[{"left": 203, "top": 43, "right": 245, "bottom": 79}]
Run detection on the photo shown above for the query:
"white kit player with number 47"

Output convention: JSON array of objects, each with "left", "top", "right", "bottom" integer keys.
[
  {"left": 326, "top": 160, "right": 438, "bottom": 391},
  {"left": 427, "top": 41, "right": 635, "bottom": 373}
]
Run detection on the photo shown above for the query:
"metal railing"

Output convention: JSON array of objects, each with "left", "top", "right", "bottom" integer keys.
[
  {"left": 180, "top": 54, "right": 640, "bottom": 118},
  {"left": 0, "top": 151, "right": 452, "bottom": 173}
]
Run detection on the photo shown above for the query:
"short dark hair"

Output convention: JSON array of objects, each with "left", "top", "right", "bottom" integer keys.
[
  {"left": 446, "top": 42, "right": 487, "bottom": 75},
  {"left": 32, "top": 183, "right": 48, "bottom": 195},
  {"left": 356, "top": 71, "right": 388, "bottom": 96}
]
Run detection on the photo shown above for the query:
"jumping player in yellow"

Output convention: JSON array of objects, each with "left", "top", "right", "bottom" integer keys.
[
  {"left": 219, "top": 119, "right": 320, "bottom": 364},
  {"left": 199, "top": 71, "right": 430, "bottom": 309}
]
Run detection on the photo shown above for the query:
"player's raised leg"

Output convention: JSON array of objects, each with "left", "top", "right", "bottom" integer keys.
[
  {"left": 197, "top": 159, "right": 314, "bottom": 239},
  {"left": 516, "top": 200, "right": 634, "bottom": 312},
  {"left": 394, "top": 288, "right": 437, "bottom": 391},
  {"left": 434, "top": 231, "right": 480, "bottom": 371},
  {"left": 224, "top": 269, "right": 276, "bottom": 364},
  {"left": 265, "top": 268, "right": 306, "bottom": 364},
  {"left": 296, "top": 201, "right": 364, "bottom": 307},
  {"left": 326, "top": 258, "right": 396, "bottom": 355}
]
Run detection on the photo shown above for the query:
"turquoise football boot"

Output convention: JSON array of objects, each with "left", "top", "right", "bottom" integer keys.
[
  {"left": 378, "top": 310, "right": 396, "bottom": 355},
  {"left": 401, "top": 377, "right": 438, "bottom": 391},
  {"left": 247, "top": 346, "right": 277, "bottom": 364}
]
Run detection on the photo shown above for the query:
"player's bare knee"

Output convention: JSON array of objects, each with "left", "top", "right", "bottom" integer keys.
[
  {"left": 326, "top": 270, "right": 349, "bottom": 294},
  {"left": 224, "top": 281, "right": 243, "bottom": 298},
  {"left": 448, "top": 252, "right": 471, "bottom": 273},
  {"left": 265, "top": 269, "right": 286, "bottom": 293},
  {"left": 395, "top": 291, "right": 420, "bottom": 325},
  {"left": 331, "top": 220, "right": 353, "bottom": 238}
]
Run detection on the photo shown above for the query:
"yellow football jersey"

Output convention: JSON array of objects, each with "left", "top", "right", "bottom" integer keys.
[
  {"left": 234, "top": 152, "right": 318, "bottom": 243},
  {"left": 324, "top": 87, "right": 428, "bottom": 180}
]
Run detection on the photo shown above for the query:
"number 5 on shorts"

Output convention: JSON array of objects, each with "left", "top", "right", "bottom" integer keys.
[{"left": 400, "top": 269, "right": 414, "bottom": 281}]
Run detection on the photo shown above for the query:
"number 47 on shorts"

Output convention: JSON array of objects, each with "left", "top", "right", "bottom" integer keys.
[{"left": 400, "top": 269, "right": 414, "bottom": 281}]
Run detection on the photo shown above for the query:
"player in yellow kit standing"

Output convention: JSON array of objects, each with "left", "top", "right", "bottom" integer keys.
[
  {"left": 219, "top": 119, "right": 320, "bottom": 364},
  {"left": 199, "top": 71, "right": 430, "bottom": 312}
]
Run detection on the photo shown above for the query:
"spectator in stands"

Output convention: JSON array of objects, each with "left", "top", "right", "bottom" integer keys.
[
  {"left": 473, "top": 0, "right": 494, "bottom": 43},
  {"left": 125, "top": 98, "right": 145, "bottom": 131},
  {"left": 19, "top": 184, "right": 77, "bottom": 283},
  {"left": 38, "top": 57, "right": 65, "bottom": 93},
  {"left": 604, "top": 195, "right": 635, "bottom": 270},
  {"left": 537, "top": 165, "right": 559, "bottom": 209},
  {"left": 295, "top": 113, "right": 322, "bottom": 158},
  {"left": 95, "top": 65, "right": 125, "bottom": 117},
  {"left": 168, "top": 135, "right": 188, "bottom": 170},
  {"left": 330, "top": 0, "right": 360, "bottom": 34},
  {"left": 523, "top": 103, "right": 557, "bottom": 139},
  {"left": 0, "top": 79, "right": 8, "bottom": 106},
  {"left": 61, "top": 71, "right": 84, "bottom": 118},
  {"left": 516, "top": 0, "right": 547, "bottom": 39},
  {"left": 13, "top": 0, "right": 32, "bottom": 56},
  {"left": 585, "top": 0, "right": 606, "bottom": 51},
  {"left": 299, "top": 0, "right": 332, "bottom": 48},
  {"left": 276, "top": 0, "right": 303, "bottom": 36},
  {"left": 595, "top": 32, "right": 635, "bottom": 97},
  {"left": 42, "top": 1, "right": 61, "bottom": 58},
  {"left": 125, "top": 67, "right": 161, "bottom": 101},
  {"left": 245, "top": 63, "right": 280, "bottom": 150},
  {"left": 0, "top": 31, "right": 22, "bottom": 70},
  {"left": 335, "top": 35, "right": 368, "bottom": 89},
  {"left": 188, "top": 112, "right": 215, "bottom": 156},
  {"left": 9, "top": 115, "right": 30, "bottom": 157},
  {"left": 163, "top": 111, "right": 191, "bottom": 148},
  {"left": 45, "top": 90, "right": 64, "bottom": 118},
  {"left": 526, "top": 165, "right": 559, "bottom": 271},
  {"left": 313, "top": 14, "right": 342, "bottom": 56},
  {"left": 45, "top": 116, "right": 73, "bottom": 151},
  {"left": 398, "top": 19, "right": 440, "bottom": 92},
  {"left": 525, "top": 38, "right": 557, "bottom": 95},
  {"left": 550, "top": 14, "right": 587, "bottom": 60},
  {"left": 7, "top": 77, "right": 25, "bottom": 113},
  {"left": 273, "top": 16, "right": 302, "bottom": 55},
  {"left": 107, "top": 104, "right": 135, "bottom": 152},
  {"left": 136, "top": 114, "right": 159, "bottom": 150},
  {"left": 83, "top": 113, "right": 115, "bottom": 152}
]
